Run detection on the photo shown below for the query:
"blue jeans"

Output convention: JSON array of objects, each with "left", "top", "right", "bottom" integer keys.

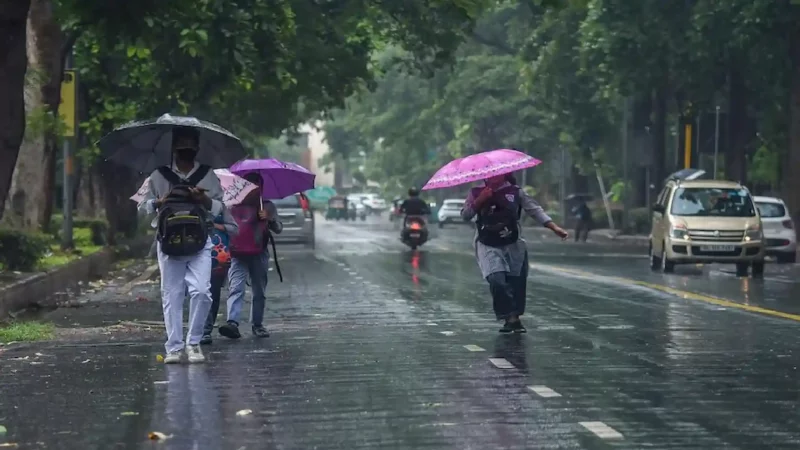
[
  {"left": 226, "top": 252, "right": 269, "bottom": 328},
  {"left": 203, "top": 272, "right": 226, "bottom": 335}
]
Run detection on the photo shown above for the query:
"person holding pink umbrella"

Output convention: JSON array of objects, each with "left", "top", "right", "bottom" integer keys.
[{"left": 423, "top": 149, "right": 569, "bottom": 333}]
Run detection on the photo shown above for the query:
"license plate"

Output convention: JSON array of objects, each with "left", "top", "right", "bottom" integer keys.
[
  {"left": 700, "top": 245, "right": 735, "bottom": 252},
  {"left": 410, "top": 233, "right": 420, "bottom": 238}
]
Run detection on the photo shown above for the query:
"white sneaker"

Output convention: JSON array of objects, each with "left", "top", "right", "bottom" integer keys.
[
  {"left": 186, "top": 345, "right": 205, "bottom": 363},
  {"left": 163, "top": 351, "right": 182, "bottom": 364}
]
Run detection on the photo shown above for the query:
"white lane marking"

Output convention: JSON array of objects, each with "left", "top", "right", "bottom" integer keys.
[
  {"left": 463, "top": 345, "right": 485, "bottom": 352},
  {"left": 598, "top": 325, "right": 634, "bottom": 330},
  {"left": 537, "top": 325, "right": 575, "bottom": 331},
  {"left": 153, "top": 381, "right": 169, "bottom": 385},
  {"left": 579, "top": 422, "right": 624, "bottom": 440},
  {"left": 489, "top": 358, "right": 515, "bottom": 369},
  {"left": 440, "top": 331, "right": 455, "bottom": 336},
  {"left": 527, "top": 385, "right": 562, "bottom": 398}
]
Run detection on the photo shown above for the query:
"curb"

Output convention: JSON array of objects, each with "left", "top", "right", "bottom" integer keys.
[{"left": 0, "top": 235, "right": 154, "bottom": 320}]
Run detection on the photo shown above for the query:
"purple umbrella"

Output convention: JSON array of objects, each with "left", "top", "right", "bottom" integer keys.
[{"left": 229, "top": 158, "right": 316, "bottom": 199}]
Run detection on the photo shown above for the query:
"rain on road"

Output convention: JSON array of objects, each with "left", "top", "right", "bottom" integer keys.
[{"left": 1, "top": 214, "right": 800, "bottom": 449}]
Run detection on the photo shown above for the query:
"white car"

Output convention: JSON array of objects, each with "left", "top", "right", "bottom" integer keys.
[
  {"left": 754, "top": 196, "right": 797, "bottom": 263},
  {"left": 437, "top": 199, "right": 468, "bottom": 227},
  {"left": 352, "top": 193, "right": 387, "bottom": 214}
]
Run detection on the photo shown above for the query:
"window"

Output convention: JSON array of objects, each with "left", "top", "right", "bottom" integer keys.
[
  {"left": 670, "top": 187, "right": 755, "bottom": 217},
  {"left": 271, "top": 195, "right": 301, "bottom": 207},
  {"left": 755, "top": 202, "right": 786, "bottom": 218}
]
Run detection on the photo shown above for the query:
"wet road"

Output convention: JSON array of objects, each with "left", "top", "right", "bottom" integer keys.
[{"left": 2, "top": 214, "right": 800, "bottom": 449}]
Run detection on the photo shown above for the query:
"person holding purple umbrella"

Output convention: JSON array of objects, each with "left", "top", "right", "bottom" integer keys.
[
  {"left": 219, "top": 172, "right": 284, "bottom": 339},
  {"left": 461, "top": 172, "right": 569, "bottom": 333}
]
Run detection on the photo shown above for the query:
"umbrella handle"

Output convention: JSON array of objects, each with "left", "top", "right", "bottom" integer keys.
[{"left": 260, "top": 197, "right": 263, "bottom": 211}]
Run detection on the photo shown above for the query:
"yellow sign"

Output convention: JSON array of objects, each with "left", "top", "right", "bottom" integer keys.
[{"left": 59, "top": 70, "right": 76, "bottom": 137}]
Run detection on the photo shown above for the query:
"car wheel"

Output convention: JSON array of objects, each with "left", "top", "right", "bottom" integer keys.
[
  {"left": 777, "top": 252, "right": 797, "bottom": 264},
  {"left": 306, "top": 236, "right": 316, "bottom": 250},
  {"left": 661, "top": 243, "right": 675, "bottom": 273},
  {"left": 735, "top": 262, "right": 750, "bottom": 277},
  {"left": 751, "top": 261, "right": 765, "bottom": 277},
  {"left": 649, "top": 242, "right": 660, "bottom": 271}
]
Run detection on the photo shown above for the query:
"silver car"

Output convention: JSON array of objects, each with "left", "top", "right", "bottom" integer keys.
[{"left": 271, "top": 194, "right": 315, "bottom": 248}]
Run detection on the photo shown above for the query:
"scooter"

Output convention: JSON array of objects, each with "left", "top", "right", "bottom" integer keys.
[{"left": 401, "top": 216, "right": 429, "bottom": 250}]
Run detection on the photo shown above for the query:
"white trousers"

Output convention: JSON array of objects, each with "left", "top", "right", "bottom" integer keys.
[{"left": 157, "top": 239, "right": 213, "bottom": 353}]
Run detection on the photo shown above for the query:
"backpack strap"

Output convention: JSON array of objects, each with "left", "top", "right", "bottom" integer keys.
[{"left": 157, "top": 164, "right": 212, "bottom": 187}]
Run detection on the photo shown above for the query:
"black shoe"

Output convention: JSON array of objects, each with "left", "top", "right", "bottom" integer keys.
[
  {"left": 200, "top": 334, "right": 213, "bottom": 345},
  {"left": 511, "top": 321, "right": 527, "bottom": 333},
  {"left": 219, "top": 321, "right": 241, "bottom": 339},
  {"left": 499, "top": 321, "right": 514, "bottom": 333},
  {"left": 252, "top": 325, "right": 270, "bottom": 338}
]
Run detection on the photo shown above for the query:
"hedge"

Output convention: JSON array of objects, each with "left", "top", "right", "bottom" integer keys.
[
  {"left": 0, "top": 229, "right": 51, "bottom": 271},
  {"left": 49, "top": 215, "right": 108, "bottom": 246}
]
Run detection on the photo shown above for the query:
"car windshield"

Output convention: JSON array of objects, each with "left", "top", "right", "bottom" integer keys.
[
  {"left": 443, "top": 201, "right": 463, "bottom": 208},
  {"left": 272, "top": 195, "right": 301, "bottom": 207},
  {"left": 756, "top": 202, "right": 786, "bottom": 218},
  {"left": 670, "top": 187, "right": 756, "bottom": 217}
]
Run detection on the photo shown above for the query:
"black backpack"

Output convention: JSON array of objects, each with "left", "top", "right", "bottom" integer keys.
[{"left": 156, "top": 165, "right": 213, "bottom": 257}]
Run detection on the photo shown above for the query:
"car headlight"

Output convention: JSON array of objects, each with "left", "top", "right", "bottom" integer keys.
[
  {"left": 670, "top": 224, "right": 688, "bottom": 240},
  {"left": 745, "top": 224, "right": 762, "bottom": 241}
]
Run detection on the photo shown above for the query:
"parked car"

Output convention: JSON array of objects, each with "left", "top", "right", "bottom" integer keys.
[
  {"left": 437, "top": 199, "right": 467, "bottom": 228},
  {"left": 272, "top": 194, "right": 315, "bottom": 248},
  {"left": 649, "top": 178, "right": 765, "bottom": 277},
  {"left": 754, "top": 196, "right": 796, "bottom": 263}
]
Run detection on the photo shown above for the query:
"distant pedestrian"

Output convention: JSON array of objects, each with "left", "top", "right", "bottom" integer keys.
[
  {"left": 200, "top": 209, "right": 239, "bottom": 345},
  {"left": 137, "top": 126, "right": 224, "bottom": 364},
  {"left": 462, "top": 173, "right": 568, "bottom": 333},
  {"left": 219, "top": 173, "right": 283, "bottom": 339},
  {"left": 572, "top": 200, "right": 592, "bottom": 242}
]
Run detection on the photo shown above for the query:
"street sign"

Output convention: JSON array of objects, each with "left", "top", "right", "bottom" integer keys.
[{"left": 59, "top": 70, "right": 76, "bottom": 137}]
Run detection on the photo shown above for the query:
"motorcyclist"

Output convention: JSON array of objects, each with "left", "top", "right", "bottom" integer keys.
[{"left": 400, "top": 187, "right": 431, "bottom": 219}]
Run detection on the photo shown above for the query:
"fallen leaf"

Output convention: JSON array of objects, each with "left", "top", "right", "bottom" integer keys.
[
  {"left": 155, "top": 354, "right": 164, "bottom": 363},
  {"left": 236, "top": 409, "right": 253, "bottom": 417},
  {"left": 0, "top": 443, "right": 18, "bottom": 448},
  {"left": 0, "top": 425, "right": 6, "bottom": 434},
  {"left": 81, "top": 359, "right": 91, "bottom": 364},
  {"left": 120, "top": 412, "right": 139, "bottom": 416},
  {"left": 148, "top": 431, "right": 172, "bottom": 440}
]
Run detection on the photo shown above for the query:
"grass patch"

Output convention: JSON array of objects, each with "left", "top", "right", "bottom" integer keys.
[
  {"left": 0, "top": 321, "right": 54, "bottom": 343},
  {"left": 38, "top": 243, "right": 103, "bottom": 270}
]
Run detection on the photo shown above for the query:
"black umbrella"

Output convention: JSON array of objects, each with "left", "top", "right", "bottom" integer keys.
[{"left": 97, "top": 113, "right": 247, "bottom": 174}]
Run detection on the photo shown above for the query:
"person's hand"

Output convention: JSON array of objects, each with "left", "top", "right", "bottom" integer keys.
[
  {"left": 188, "top": 187, "right": 211, "bottom": 207},
  {"left": 550, "top": 224, "right": 569, "bottom": 240},
  {"left": 154, "top": 194, "right": 168, "bottom": 209},
  {"left": 213, "top": 223, "right": 226, "bottom": 231},
  {"left": 258, "top": 209, "right": 270, "bottom": 221},
  {"left": 474, "top": 187, "right": 493, "bottom": 206}
]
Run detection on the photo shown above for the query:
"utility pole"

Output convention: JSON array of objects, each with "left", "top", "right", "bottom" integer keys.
[
  {"left": 559, "top": 146, "right": 566, "bottom": 223},
  {"left": 60, "top": 52, "right": 77, "bottom": 249},
  {"left": 713, "top": 105, "right": 720, "bottom": 179},
  {"left": 621, "top": 97, "right": 630, "bottom": 233}
]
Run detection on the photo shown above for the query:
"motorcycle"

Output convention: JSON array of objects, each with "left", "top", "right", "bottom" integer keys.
[{"left": 400, "top": 215, "right": 429, "bottom": 250}]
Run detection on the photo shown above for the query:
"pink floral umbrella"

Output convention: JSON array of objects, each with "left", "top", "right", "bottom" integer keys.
[
  {"left": 421, "top": 149, "right": 542, "bottom": 190},
  {"left": 129, "top": 168, "right": 257, "bottom": 206}
]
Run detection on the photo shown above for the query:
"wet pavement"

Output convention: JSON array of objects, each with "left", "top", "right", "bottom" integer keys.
[{"left": 1, "top": 214, "right": 800, "bottom": 449}]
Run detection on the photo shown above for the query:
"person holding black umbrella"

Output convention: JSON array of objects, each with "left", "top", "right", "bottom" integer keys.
[{"left": 137, "top": 126, "right": 225, "bottom": 364}]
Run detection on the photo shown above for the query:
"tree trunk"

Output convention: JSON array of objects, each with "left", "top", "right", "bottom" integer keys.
[
  {"left": 652, "top": 86, "right": 667, "bottom": 188},
  {"left": 726, "top": 68, "right": 751, "bottom": 185},
  {"left": 100, "top": 161, "right": 139, "bottom": 244},
  {"left": 786, "top": 33, "right": 800, "bottom": 238},
  {"left": 0, "top": 0, "right": 32, "bottom": 222},
  {"left": 3, "top": 6, "right": 50, "bottom": 229},
  {"left": 30, "top": 0, "right": 65, "bottom": 231}
]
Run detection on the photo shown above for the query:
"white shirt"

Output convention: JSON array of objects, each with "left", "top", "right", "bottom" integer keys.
[{"left": 137, "top": 161, "right": 224, "bottom": 220}]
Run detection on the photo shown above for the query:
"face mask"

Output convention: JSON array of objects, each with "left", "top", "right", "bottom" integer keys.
[{"left": 175, "top": 148, "right": 197, "bottom": 162}]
